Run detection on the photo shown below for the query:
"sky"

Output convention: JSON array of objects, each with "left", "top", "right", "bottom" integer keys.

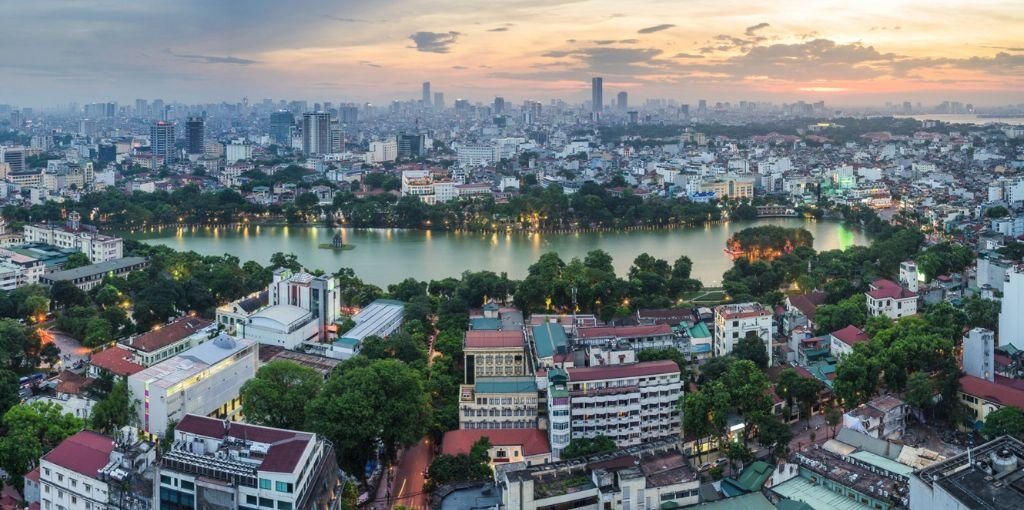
[{"left": 3, "top": 0, "right": 1024, "bottom": 108}]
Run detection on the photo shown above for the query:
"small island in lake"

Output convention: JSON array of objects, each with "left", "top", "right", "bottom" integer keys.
[
  {"left": 319, "top": 232, "right": 355, "bottom": 251},
  {"left": 725, "top": 225, "right": 813, "bottom": 261}
]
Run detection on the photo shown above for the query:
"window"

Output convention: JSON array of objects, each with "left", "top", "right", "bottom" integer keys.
[
  {"left": 275, "top": 481, "right": 293, "bottom": 493},
  {"left": 161, "top": 475, "right": 172, "bottom": 485},
  {"left": 181, "top": 480, "right": 195, "bottom": 491},
  {"left": 259, "top": 479, "right": 272, "bottom": 490},
  {"left": 247, "top": 495, "right": 258, "bottom": 505},
  {"left": 84, "top": 483, "right": 91, "bottom": 493},
  {"left": 278, "top": 502, "right": 293, "bottom": 510},
  {"left": 57, "top": 474, "right": 63, "bottom": 483},
  {"left": 259, "top": 497, "right": 274, "bottom": 508},
  {"left": 71, "top": 480, "right": 77, "bottom": 488}
]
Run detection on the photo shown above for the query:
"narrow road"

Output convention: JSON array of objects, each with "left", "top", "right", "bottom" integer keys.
[{"left": 390, "top": 437, "right": 433, "bottom": 510}]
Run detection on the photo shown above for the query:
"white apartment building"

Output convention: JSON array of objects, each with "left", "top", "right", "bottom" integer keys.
[
  {"left": 37, "top": 430, "right": 154, "bottom": 510},
  {"left": 22, "top": 213, "right": 123, "bottom": 263},
  {"left": 546, "top": 361, "right": 682, "bottom": 459},
  {"left": 865, "top": 279, "right": 918, "bottom": 319},
  {"left": 714, "top": 302, "right": 774, "bottom": 365},
  {"left": 899, "top": 261, "right": 920, "bottom": 293},
  {"left": 457, "top": 144, "right": 498, "bottom": 167},
  {"left": 963, "top": 327, "right": 995, "bottom": 382},
  {"left": 1001, "top": 265, "right": 1024, "bottom": 349},
  {"left": 157, "top": 414, "right": 341, "bottom": 510},
  {"left": 400, "top": 169, "right": 457, "bottom": 204},
  {"left": 368, "top": 139, "right": 398, "bottom": 163},
  {"left": 128, "top": 334, "right": 257, "bottom": 438},
  {"left": 225, "top": 139, "right": 253, "bottom": 163},
  {"left": 122, "top": 316, "right": 216, "bottom": 367},
  {"left": 0, "top": 249, "right": 42, "bottom": 290},
  {"left": 268, "top": 268, "right": 339, "bottom": 341}
]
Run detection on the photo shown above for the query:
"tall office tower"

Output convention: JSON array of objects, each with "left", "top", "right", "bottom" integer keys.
[
  {"left": 330, "top": 122, "right": 344, "bottom": 153},
  {"left": 697, "top": 99, "right": 707, "bottom": 115},
  {"left": 339, "top": 105, "right": 358, "bottom": 124},
  {"left": 270, "top": 110, "right": 294, "bottom": 145},
  {"left": 152, "top": 99, "right": 165, "bottom": 120},
  {"left": 185, "top": 116, "right": 205, "bottom": 155},
  {"left": 150, "top": 121, "right": 176, "bottom": 164},
  {"left": 0, "top": 148, "right": 25, "bottom": 173},
  {"left": 680, "top": 104, "right": 690, "bottom": 117},
  {"left": 617, "top": 91, "right": 628, "bottom": 110},
  {"left": 422, "top": 81, "right": 431, "bottom": 106},
  {"left": 592, "top": 77, "right": 603, "bottom": 113},
  {"left": 434, "top": 92, "right": 445, "bottom": 110},
  {"left": 494, "top": 97, "right": 505, "bottom": 114},
  {"left": 302, "top": 112, "right": 331, "bottom": 156},
  {"left": 135, "top": 99, "right": 148, "bottom": 117}
]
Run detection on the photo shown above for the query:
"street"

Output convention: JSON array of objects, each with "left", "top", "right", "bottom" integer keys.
[
  {"left": 788, "top": 413, "right": 828, "bottom": 453},
  {"left": 368, "top": 437, "right": 434, "bottom": 510},
  {"left": 42, "top": 329, "right": 90, "bottom": 369}
]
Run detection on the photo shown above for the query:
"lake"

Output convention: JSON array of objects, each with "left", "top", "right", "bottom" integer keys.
[{"left": 127, "top": 219, "right": 869, "bottom": 287}]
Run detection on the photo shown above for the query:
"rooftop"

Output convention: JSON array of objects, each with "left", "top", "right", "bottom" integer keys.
[
  {"left": 43, "top": 256, "right": 148, "bottom": 282},
  {"left": 90, "top": 346, "right": 145, "bottom": 377},
  {"left": 567, "top": 360, "right": 679, "bottom": 382},
  {"left": 341, "top": 299, "right": 404, "bottom": 342},
  {"left": 912, "top": 435, "right": 1024, "bottom": 510},
  {"left": 532, "top": 322, "right": 567, "bottom": 359},
  {"left": 959, "top": 375, "right": 1024, "bottom": 409},
  {"left": 576, "top": 324, "right": 672, "bottom": 339},
  {"left": 716, "top": 302, "right": 771, "bottom": 319},
  {"left": 41, "top": 430, "right": 114, "bottom": 479},
  {"left": 129, "top": 334, "right": 254, "bottom": 390},
  {"left": 128, "top": 316, "right": 212, "bottom": 353},
  {"left": 831, "top": 325, "right": 870, "bottom": 345},
  {"left": 867, "top": 279, "right": 917, "bottom": 300},
  {"left": 174, "top": 414, "right": 315, "bottom": 474},
  {"left": 464, "top": 330, "right": 524, "bottom": 349},
  {"left": 441, "top": 428, "right": 550, "bottom": 457}
]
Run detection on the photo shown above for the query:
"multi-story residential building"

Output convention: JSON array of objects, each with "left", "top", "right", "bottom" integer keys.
[
  {"left": 22, "top": 212, "right": 123, "bottom": 263},
  {"left": 545, "top": 361, "right": 682, "bottom": 458},
  {"left": 157, "top": 414, "right": 342, "bottom": 510},
  {"left": 829, "top": 325, "right": 870, "bottom": 358},
  {"left": 1001, "top": 265, "right": 1024, "bottom": 349},
  {"left": 151, "top": 121, "right": 176, "bottom": 163},
  {"left": 700, "top": 175, "right": 755, "bottom": 199},
  {"left": 301, "top": 112, "right": 331, "bottom": 156},
  {"left": 463, "top": 330, "right": 527, "bottom": 384},
  {"left": 866, "top": 278, "right": 918, "bottom": 319},
  {"left": 963, "top": 327, "right": 996, "bottom": 382},
  {"left": 459, "top": 376, "right": 539, "bottom": 430},
  {"left": 456, "top": 144, "right": 498, "bottom": 167},
  {"left": 367, "top": 139, "right": 397, "bottom": 163},
  {"left": 714, "top": 302, "right": 774, "bottom": 365},
  {"left": 400, "top": 169, "right": 457, "bottom": 204},
  {"left": 121, "top": 316, "right": 216, "bottom": 367},
  {"left": 128, "top": 334, "right": 257, "bottom": 438},
  {"left": 40, "top": 256, "right": 149, "bottom": 291},
  {"left": 574, "top": 324, "right": 677, "bottom": 352},
  {"left": 267, "top": 268, "right": 339, "bottom": 340},
  {"left": 37, "top": 430, "right": 155, "bottom": 510},
  {"left": 499, "top": 439, "right": 699, "bottom": 510},
  {"left": 0, "top": 248, "right": 42, "bottom": 290},
  {"left": 910, "top": 435, "right": 1024, "bottom": 510},
  {"left": 843, "top": 395, "right": 908, "bottom": 440},
  {"left": 778, "top": 445, "right": 908, "bottom": 510}
]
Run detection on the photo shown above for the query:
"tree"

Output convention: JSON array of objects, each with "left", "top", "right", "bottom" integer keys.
[
  {"left": 0, "top": 401, "right": 85, "bottom": 490},
  {"left": 561, "top": 435, "right": 617, "bottom": 460},
  {"left": 241, "top": 361, "right": 323, "bottom": 430},
  {"left": 963, "top": 295, "right": 1000, "bottom": 331},
  {"left": 733, "top": 332, "right": 768, "bottom": 369},
  {"left": 49, "top": 280, "right": 88, "bottom": 309},
  {"left": 0, "top": 319, "right": 41, "bottom": 368},
  {"left": 306, "top": 359, "right": 431, "bottom": 477},
  {"left": 755, "top": 414, "right": 792, "bottom": 461},
  {"left": 82, "top": 317, "right": 113, "bottom": 347},
  {"left": 63, "top": 252, "right": 91, "bottom": 270},
  {"left": 269, "top": 252, "right": 301, "bottom": 272},
  {"left": 814, "top": 295, "right": 867, "bottom": 335},
  {"left": 699, "top": 356, "right": 734, "bottom": 384},
  {"left": 0, "top": 370, "right": 20, "bottom": 419},
  {"left": 682, "top": 390, "right": 714, "bottom": 464},
  {"left": 426, "top": 437, "right": 492, "bottom": 489},
  {"left": 983, "top": 407, "right": 1024, "bottom": 440},
  {"left": 904, "top": 371, "right": 935, "bottom": 414},
  {"left": 825, "top": 407, "right": 842, "bottom": 438},
  {"left": 636, "top": 348, "right": 687, "bottom": 371},
  {"left": 90, "top": 380, "right": 134, "bottom": 434}
]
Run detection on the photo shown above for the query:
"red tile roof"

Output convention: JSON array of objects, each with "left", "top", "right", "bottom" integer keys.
[
  {"left": 568, "top": 360, "right": 679, "bottom": 382},
  {"left": 960, "top": 375, "right": 1024, "bottom": 409},
  {"left": 867, "top": 279, "right": 917, "bottom": 300},
  {"left": 55, "top": 370, "right": 93, "bottom": 395},
  {"left": 25, "top": 467, "right": 39, "bottom": 483},
  {"left": 788, "top": 291, "right": 828, "bottom": 320},
  {"left": 830, "top": 325, "right": 871, "bottom": 346},
  {"left": 442, "top": 428, "right": 550, "bottom": 457},
  {"left": 175, "top": 415, "right": 313, "bottom": 473},
  {"left": 464, "top": 330, "right": 524, "bottom": 349},
  {"left": 130, "top": 316, "right": 211, "bottom": 353},
  {"left": 41, "top": 431, "right": 114, "bottom": 478},
  {"left": 576, "top": 324, "right": 672, "bottom": 339},
  {"left": 89, "top": 346, "right": 145, "bottom": 377}
]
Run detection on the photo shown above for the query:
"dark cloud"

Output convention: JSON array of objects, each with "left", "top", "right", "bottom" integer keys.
[
  {"left": 892, "top": 52, "right": 1024, "bottom": 76},
  {"left": 673, "top": 53, "right": 705, "bottom": 59},
  {"left": 408, "top": 31, "right": 461, "bottom": 53},
  {"left": 541, "top": 46, "right": 665, "bottom": 75},
  {"left": 452, "top": 65, "right": 468, "bottom": 69},
  {"left": 359, "top": 60, "right": 381, "bottom": 68},
  {"left": 592, "top": 39, "right": 639, "bottom": 45},
  {"left": 167, "top": 50, "right": 259, "bottom": 65},
  {"left": 744, "top": 23, "right": 770, "bottom": 36},
  {"left": 715, "top": 39, "right": 895, "bottom": 80},
  {"left": 324, "top": 15, "right": 369, "bottom": 23},
  {"left": 983, "top": 46, "right": 1024, "bottom": 51},
  {"left": 637, "top": 24, "right": 675, "bottom": 34},
  {"left": 488, "top": 27, "right": 509, "bottom": 32}
]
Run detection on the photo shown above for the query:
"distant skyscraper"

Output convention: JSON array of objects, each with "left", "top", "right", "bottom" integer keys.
[
  {"left": 434, "top": 92, "right": 445, "bottom": 110},
  {"left": 302, "top": 112, "right": 331, "bottom": 156},
  {"left": 617, "top": 91, "right": 628, "bottom": 111},
  {"left": 592, "top": 77, "right": 603, "bottom": 113},
  {"left": 493, "top": 97, "right": 505, "bottom": 114},
  {"left": 185, "top": 116, "right": 205, "bottom": 155},
  {"left": 150, "top": 121, "right": 175, "bottom": 164},
  {"left": 422, "top": 81, "right": 431, "bottom": 106},
  {"left": 270, "top": 110, "right": 294, "bottom": 145},
  {"left": 697, "top": 99, "right": 707, "bottom": 115},
  {"left": 339, "top": 105, "right": 358, "bottom": 124},
  {"left": 135, "top": 99, "right": 148, "bottom": 117}
]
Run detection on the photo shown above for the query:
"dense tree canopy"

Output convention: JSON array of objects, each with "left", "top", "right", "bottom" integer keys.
[{"left": 241, "top": 361, "right": 324, "bottom": 431}]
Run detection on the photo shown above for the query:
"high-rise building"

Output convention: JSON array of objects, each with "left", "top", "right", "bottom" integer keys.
[
  {"left": 1001, "top": 266, "right": 1024, "bottom": 349},
  {"left": 422, "top": 81, "right": 431, "bottom": 106},
  {"left": 493, "top": 96, "right": 505, "bottom": 114},
  {"left": 302, "top": 111, "right": 331, "bottom": 156},
  {"left": 339, "top": 104, "right": 358, "bottom": 123},
  {"left": 398, "top": 133, "right": 426, "bottom": 159},
  {"left": 269, "top": 110, "right": 294, "bottom": 145},
  {"left": 617, "top": 91, "right": 627, "bottom": 110},
  {"left": 434, "top": 92, "right": 445, "bottom": 109},
  {"left": 150, "top": 121, "right": 175, "bottom": 164},
  {"left": 591, "top": 77, "right": 603, "bottom": 113},
  {"left": 185, "top": 116, "right": 205, "bottom": 155},
  {"left": 135, "top": 98, "right": 148, "bottom": 116},
  {"left": 697, "top": 99, "right": 707, "bottom": 115}
]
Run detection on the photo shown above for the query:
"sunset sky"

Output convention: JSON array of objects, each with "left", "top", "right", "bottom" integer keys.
[{"left": 3, "top": 0, "right": 1023, "bottom": 107}]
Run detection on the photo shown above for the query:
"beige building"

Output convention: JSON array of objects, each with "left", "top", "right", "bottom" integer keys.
[
  {"left": 459, "top": 376, "right": 539, "bottom": 430},
  {"left": 700, "top": 175, "right": 755, "bottom": 199},
  {"left": 463, "top": 330, "right": 527, "bottom": 384}
]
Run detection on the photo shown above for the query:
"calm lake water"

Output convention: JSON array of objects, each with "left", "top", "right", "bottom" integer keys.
[{"left": 127, "top": 219, "right": 868, "bottom": 287}]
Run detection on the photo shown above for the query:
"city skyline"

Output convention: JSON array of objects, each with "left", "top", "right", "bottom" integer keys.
[{"left": 2, "top": 0, "right": 1023, "bottom": 107}]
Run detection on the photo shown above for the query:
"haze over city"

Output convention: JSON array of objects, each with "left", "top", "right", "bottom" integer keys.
[{"left": 4, "top": 0, "right": 1024, "bottom": 106}]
